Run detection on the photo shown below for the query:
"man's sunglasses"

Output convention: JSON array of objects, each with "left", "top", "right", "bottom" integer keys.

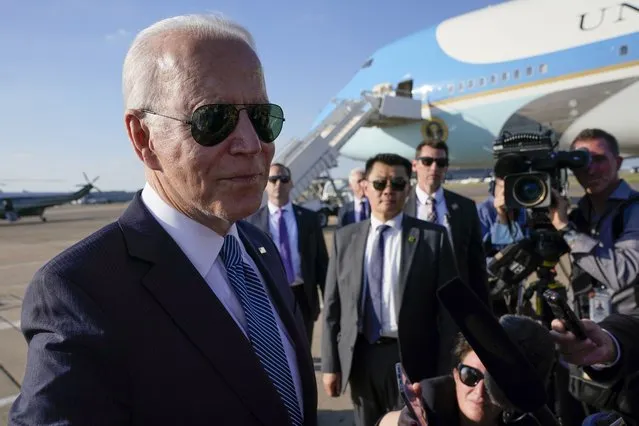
[
  {"left": 457, "top": 363, "right": 484, "bottom": 387},
  {"left": 418, "top": 156, "right": 449, "bottom": 168},
  {"left": 371, "top": 178, "right": 408, "bottom": 191},
  {"left": 141, "top": 103, "right": 285, "bottom": 147},
  {"left": 268, "top": 175, "right": 290, "bottom": 184}
]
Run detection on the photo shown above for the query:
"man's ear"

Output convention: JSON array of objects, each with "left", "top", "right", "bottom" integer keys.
[{"left": 125, "top": 110, "right": 162, "bottom": 171}]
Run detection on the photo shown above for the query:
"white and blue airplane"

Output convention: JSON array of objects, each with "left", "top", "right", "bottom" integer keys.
[{"left": 314, "top": 0, "right": 639, "bottom": 169}]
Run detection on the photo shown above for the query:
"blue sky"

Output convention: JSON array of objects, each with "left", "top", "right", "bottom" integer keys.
[{"left": 0, "top": 0, "right": 503, "bottom": 192}]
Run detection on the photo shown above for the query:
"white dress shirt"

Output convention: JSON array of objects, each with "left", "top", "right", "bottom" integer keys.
[
  {"left": 365, "top": 212, "right": 403, "bottom": 338},
  {"left": 415, "top": 186, "right": 455, "bottom": 249},
  {"left": 141, "top": 184, "right": 303, "bottom": 413},
  {"left": 267, "top": 201, "right": 303, "bottom": 285}
]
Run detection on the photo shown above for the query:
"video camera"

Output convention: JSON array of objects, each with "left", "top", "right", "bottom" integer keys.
[
  {"left": 488, "top": 131, "right": 590, "bottom": 312},
  {"left": 492, "top": 130, "right": 590, "bottom": 210}
]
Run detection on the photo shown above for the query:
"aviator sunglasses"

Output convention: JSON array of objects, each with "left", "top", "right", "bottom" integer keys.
[
  {"left": 268, "top": 175, "right": 290, "bottom": 184},
  {"left": 418, "top": 156, "right": 449, "bottom": 168},
  {"left": 371, "top": 177, "right": 408, "bottom": 191},
  {"left": 141, "top": 103, "right": 285, "bottom": 147},
  {"left": 457, "top": 363, "right": 484, "bottom": 387}
]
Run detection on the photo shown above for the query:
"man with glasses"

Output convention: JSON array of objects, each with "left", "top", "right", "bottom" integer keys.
[
  {"left": 322, "top": 153, "right": 458, "bottom": 426},
  {"left": 246, "top": 163, "right": 329, "bottom": 343},
  {"left": 337, "top": 168, "right": 370, "bottom": 227},
  {"left": 11, "top": 15, "right": 317, "bottom": 426}
]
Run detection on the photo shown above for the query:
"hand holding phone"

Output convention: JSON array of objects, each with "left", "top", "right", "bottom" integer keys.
[
  {"left": 395, "top": 363, "right": 428, "bottom": 426},
  {"left": 543, "top": 289, "right": 588, "bottom": 340}
]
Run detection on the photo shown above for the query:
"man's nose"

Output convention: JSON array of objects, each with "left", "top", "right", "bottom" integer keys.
[{"left": 228, "top": 110, "right": 261, "bottom": 154}]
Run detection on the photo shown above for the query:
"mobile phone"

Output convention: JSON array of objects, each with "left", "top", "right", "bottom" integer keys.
[
  {"left": 543, "top": 289, "right": 588, "bottom": 340},
  {"left": 395, "top": 363, "right": 428, "bottom": 426}
]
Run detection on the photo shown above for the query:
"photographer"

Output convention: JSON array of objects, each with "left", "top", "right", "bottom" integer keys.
[
  {"left": 550, "top": 314, "right": 639, "bottom": 422},
  {"left": 548, "top": 129, "right": 639, "bottom": 318}
]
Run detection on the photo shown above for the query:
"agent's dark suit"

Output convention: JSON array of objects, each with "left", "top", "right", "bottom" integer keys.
[
  {"left": 10, "top": 194, "right": 317, "bottom": 426},
  {"left": 322, "top": 214, "right": 458, "bottom": 424},
  {"left": 246, "top": 204, "right": 328, "bottom": 342},
  {"left": 337, "top": 199, "right": 369, "bottom": 228},
  {"left": 404, "top": 188, "right": 490, "bottom": 374}
]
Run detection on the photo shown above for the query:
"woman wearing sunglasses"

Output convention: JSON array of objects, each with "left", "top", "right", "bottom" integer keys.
[{"left": 379, "top": 315, "right": 554, "bottom": 426}]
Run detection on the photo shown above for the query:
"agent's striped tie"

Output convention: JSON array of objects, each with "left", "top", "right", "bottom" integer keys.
[{"left": 219, "top": 235, "right": 303, "bottom": 426}]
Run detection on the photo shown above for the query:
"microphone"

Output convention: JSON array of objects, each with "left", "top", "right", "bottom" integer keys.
[{"left": 437, "top": 278, "right": 558, "bottom": 424}]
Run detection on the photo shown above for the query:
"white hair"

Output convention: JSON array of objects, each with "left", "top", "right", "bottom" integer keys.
[
  {"left": 349, "top": 167, "right": 365, "bottom": 181},
  {"left": 122, "top": 14, "right": 257, "bottom": 112}
]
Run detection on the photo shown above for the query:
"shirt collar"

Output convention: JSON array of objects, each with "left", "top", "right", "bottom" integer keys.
[
  {"left": 141, "top": 183, "right": 240, "bottom": 279},
  {"left": 267, "top": 201, "right": 293, "bottom": 215},
  {"left": 577, "top": 179, "right": 637, "bottom": 211},
  {"left": 370, "top": 212, "right": 403, "bottom": 232},
  {"left": 415, "top": 185, "right": 444, "bottom": 205}
]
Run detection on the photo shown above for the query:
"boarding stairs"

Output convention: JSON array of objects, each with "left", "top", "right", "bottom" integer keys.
[{"left": 275, "top": 89, "right": 424, "bottom": 203}]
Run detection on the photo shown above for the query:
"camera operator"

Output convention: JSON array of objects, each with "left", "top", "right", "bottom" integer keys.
[
  {"left": 547, "top": 128, "right": 639, "bottom": 318},
  {"left": 550, "top": 314, "right": 639, "bottom": 423}
]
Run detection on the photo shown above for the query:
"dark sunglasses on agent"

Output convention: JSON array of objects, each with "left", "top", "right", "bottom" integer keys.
[
  {"left": 418, "top": 156, "right": 449, "bottom": 168},
  {"left": 457, "top": 363, "right": 484, "bottom": 387},
  {"left": 141, "top": 103, "right": 285, "bottom": 147},
  {"left": 268, "top": 175, "right": 290, "bottom": 184},
  {"left": 371, "top": 178, "right": 408, "bottom": 191}
]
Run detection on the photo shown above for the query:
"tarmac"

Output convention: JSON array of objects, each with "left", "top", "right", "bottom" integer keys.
[{"left": 0, "top": 180, "right": 603, "bottom": 424}]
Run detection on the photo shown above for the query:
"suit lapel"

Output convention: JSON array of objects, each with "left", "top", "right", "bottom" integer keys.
[
  {"left": 258, "top": 206, "right": 271, "bottom": 237},
  {"left": 443, "top": 190, "right": 463, "bottom": 253},
  {"left": 350, "top": 221, "right": 370, "bottom": 315},
  {"left": 399, "top": 217, "right": 420, "bottom": 306},
  {"left": 119, "top": 197, "right": 290, "bottom": 426},
  {"left": 237, "top": 224, "right": 316, "bottom": 422},
  {"left": 293, "top": 205, "right": 309, "bottom": 263},
  {"left": 404, "top": 189, "right": 417, "bottom": 217}
]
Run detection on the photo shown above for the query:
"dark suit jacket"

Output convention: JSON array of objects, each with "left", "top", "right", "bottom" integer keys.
[
  {"left": 10, "top": 194, "right": 317, "bottom": 426},
  {"left": 321, "top": 214, "right": 459, "bottom": 393},
  {"left": 404, "top": 188, "right": 489, "bottom": 306},
  {"left": 245, "top": 204, "right": 329, "bottom": 321},
  {"left": 337, "top": 200, "right": 368, "bottom": 228}
]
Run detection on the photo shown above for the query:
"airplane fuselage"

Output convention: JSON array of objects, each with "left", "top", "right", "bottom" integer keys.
[{"left": 313, "top": 0, "right": 639, "bottom": 168}]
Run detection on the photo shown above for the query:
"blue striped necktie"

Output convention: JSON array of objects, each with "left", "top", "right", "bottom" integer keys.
[{"left": 219, "top": 235, "right": 303, "bottom": 426}]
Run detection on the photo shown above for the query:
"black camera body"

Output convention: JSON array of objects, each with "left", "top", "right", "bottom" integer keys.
[{"left": 493, "top": 131, "right": 590, "bottom": 210}]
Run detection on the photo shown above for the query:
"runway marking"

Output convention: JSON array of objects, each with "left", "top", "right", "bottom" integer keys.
[
  {"left": 0, "top": 321, "right": 20, "bottom": 332},
  {"left": 0, "top": 261, "right": 45, "bottom": 271},
  {"left": 0, "top": 394, "right": 18, "bottom": 408}
]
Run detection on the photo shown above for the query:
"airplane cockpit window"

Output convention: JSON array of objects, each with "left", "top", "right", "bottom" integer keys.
[
  {"left": 620, "top": 45, "right": 628, "bottom": 56},
  {"left": 396, "top": 79, "right": 413, "bottom": 98}
]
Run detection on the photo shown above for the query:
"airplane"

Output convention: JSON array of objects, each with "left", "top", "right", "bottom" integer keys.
[
  {"left": 312, "top": 0, "right": 639, "bottom": 169},
  {"left": 0, "top": 173, "right": 100, "bottom": 222}
]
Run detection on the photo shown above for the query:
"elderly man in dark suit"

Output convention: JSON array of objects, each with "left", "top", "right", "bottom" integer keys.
[
  {"left": 10, "top": 14, "right": 316, "bottom": 426},
  {"left": 322, "top": 153, "right": 459, "bottom": 426},
  {"left": 246, "top": 163, "right": 329, "bottom": 343},
  {"left": 337, "top": 167, "right": 370, "bottom": 227}
]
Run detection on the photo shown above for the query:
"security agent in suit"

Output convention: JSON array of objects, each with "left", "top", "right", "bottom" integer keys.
[
  {"left": 404, "top": 140, "right": 490, "bottom": 374},
  {"left": 245, "top": 163, "right": 329, "bottom": 343},
  {"left": 337, "top": 168, "right": 370, "bottom": 227},
  {"left": 10, "top": 15, "right": 316, "bottom": 426},
  {"left": 322, "top": 153, "right": 458, "bottom": 426}
]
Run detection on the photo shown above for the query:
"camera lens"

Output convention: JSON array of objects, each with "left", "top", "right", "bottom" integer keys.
[{"left": 513, "top": 175, "right": 547, "bottom": 207}]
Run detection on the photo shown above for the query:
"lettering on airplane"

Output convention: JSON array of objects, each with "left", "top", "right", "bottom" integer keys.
[{"left": 579, "top": 2, "right": 639, "bottom": 31}]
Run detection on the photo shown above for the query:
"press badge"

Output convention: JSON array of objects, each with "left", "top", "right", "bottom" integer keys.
[{"left": 589, "top": 288, "right": 612, "bottom": 323}]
